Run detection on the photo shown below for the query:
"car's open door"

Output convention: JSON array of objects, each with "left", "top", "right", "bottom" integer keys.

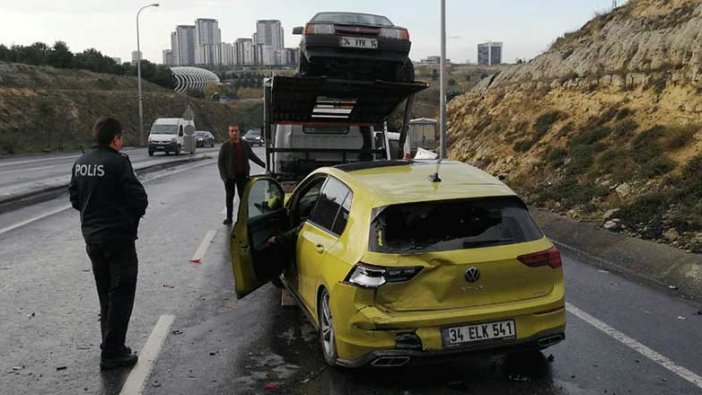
[{"left": 230, "top": 176, "right": 288, "bottom": 299}]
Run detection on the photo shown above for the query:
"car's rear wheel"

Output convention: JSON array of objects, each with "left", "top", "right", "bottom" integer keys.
[
  {"left": 396, "top": 60, "right": 415, "bottom": 82},
  {"left": 318, "top": 288, "right": 338, "bottom": 366},
  {"left": 298, "top": 54, "right": 311, "bottom": 76},
  {"left": 148, "top": 150, "right": 154, "bottom": 156},
  {"left": 175, "top": 145, "right": 181, "bottom": 155}
]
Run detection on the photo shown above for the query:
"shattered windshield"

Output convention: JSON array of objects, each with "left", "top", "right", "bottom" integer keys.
[{"left": 370, "top": 196, "right": 543, "bottom": 253}]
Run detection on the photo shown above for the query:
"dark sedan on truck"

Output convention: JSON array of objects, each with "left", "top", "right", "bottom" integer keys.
[{"left": 293, "top": 12, "right": 414, "bottom": 82}]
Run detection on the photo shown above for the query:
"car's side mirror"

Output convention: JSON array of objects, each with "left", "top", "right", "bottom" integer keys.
[{"left": 292, "top": 26, "right": 303, "bottom": 35}]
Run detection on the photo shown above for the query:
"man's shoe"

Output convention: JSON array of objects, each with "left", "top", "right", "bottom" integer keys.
[
  {"left": 100, "top": 353, "right": 138, "bottom": 370},
  {"left": 223, "top": 218, "right": 233, "bottom": 225}
]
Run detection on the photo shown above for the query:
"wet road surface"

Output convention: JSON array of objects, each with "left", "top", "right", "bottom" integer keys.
[{"left": 1, "top": 148, "right": 701, "bottom": 394}]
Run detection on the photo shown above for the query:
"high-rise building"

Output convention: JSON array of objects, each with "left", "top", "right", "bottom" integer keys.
[
  {"left": 174, "top": 25, "right": 196, "bottom": 66},
  {"left": 170, "top": 32, "right": 178, "bottom": 64},
  {"left": 213, "top": 43, "right": 236, "bottom": 66},
  {"left": 162, "top": 49, "right": 173, "bottom": 65},
  {"left": 194, "top": 18, "right": 221, "bottom": 65},
  {"left": 255, "top": 20, "right": 284, "bottom": 49},
  {"left": 131, "top": 51, "right": 142, "bottom": 65},
  {"left": 235, "top": 38, "right": 254, "bottom": 66},
  {"left": 477, "top": 42, "right": 502, "bottom": 65}
]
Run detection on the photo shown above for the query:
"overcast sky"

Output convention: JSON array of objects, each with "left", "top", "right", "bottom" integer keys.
[{"left": 0, "top": 0, "right": 621, "bottom": 64}]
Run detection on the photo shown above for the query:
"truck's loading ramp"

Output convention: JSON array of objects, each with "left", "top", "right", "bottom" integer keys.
[{"left": 270, "top": 76, "right": 428, "bottom": 124}]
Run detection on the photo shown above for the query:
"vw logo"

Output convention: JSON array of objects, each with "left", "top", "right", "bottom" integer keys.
[{"left": 464, "top": 267, "right": 481, "bottom": 283}]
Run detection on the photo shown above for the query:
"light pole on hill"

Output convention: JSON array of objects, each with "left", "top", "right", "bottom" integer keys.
[
  {"left": 136, "top": 3, "right": 159, "bottom": 146},
  {"left": 439, "top": 0, "right": 447, "bottom": 159}
]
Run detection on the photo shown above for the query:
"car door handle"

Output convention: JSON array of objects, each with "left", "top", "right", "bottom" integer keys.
[{"left": 315, "top": 244, "right": 325, "bottom": 254}]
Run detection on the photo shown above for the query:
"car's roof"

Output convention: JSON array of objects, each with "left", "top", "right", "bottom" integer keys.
[{"left": 316, "top": 161, "right": 516, "bottom": 206}]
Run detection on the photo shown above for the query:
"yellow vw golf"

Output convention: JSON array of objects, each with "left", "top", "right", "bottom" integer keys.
[{"left": 231, "top": 160, "right": 565, "bottom": 367}]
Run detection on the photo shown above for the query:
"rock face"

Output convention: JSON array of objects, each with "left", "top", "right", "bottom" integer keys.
[{"left": 448, "top": 0, "right": 702, "bottom": 253}]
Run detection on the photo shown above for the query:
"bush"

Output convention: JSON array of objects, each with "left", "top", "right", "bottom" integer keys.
[
  {"left": 632, "top": 125, "right": 665, "bottom": 163},
  {"left": 640, "top": 156, "right": 675, "bottom": 177},
  {"left": 662, "top": 125, "right": 698, "bottom": 150},
  {"left": 513, "top": 139, "right": 533, "bottom": 152},
  {"left": 547, "top": 148, "right": 567, "bottom": 168},
  {"left": 612, "top": 120, "right": 638, "bottom": 137},
  {"left": 566, "top": 142, "right": 602, "bottom": 175},
  {"left": 572, "top": 126, "right": 611, "bottom": 146},
  {"left": 534, "top": 111, "right": 564, "bottom": 136},
  {"left": 535, "top": 179, "right": 608, "bottom": 208},
  {"left": 619, "top": 192, "right": 667, "bottom": 225}
]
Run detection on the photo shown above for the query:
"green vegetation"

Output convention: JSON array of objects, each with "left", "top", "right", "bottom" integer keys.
[
  {"left": 534, "top": 178, "right": 608, "bottom": 208},
  {"left": 0, "top": 41, "right": 173, "bottom": 89}
]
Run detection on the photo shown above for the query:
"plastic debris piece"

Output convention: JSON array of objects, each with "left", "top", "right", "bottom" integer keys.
[
  {"left": 677, "top": 316, "right": 686, "bottom": 320},
  {"left": 301, "top": 378, "right": 310, "bottom": 384},
  {"left": 172, "top": 329, "right": 183, "bottom": 335},
  {"left": 190, "top": 258, "right": 201, "bottom": 264},
  {"left": 668, "top": 285, "right": 678, "bottom": 290},
  {"left": 597, "top": 270, "right": 610, "bottom": 274},
  {"left": 264, "top": 382, "right": 279, "bottom": 390},
  {"left": 547, "top": 354, "right": 555, "bottom": 362},
  {"left": 26, "top": 313, "right": 35, "bottom": 318},
  {"left": 56, "top": 366, "right": 67, "bottom": 371},
  {"left": 163, "top": 284, "right": 175, "bottom": 288},
  {"left": 12, "top": 366, "right": 23, "bottom": 371},
  {"left": 209, "top": 351, "right": 216, "bottom": 356},
  {"left": 696, "top": 310, "right": 702, "bottom": 315}
]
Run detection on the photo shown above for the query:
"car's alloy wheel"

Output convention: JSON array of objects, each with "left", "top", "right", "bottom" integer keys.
[{"left": 319, "top": 289, "right": 338, "bottom": 366}]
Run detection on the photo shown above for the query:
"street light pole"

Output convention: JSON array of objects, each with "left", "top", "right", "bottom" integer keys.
[
  {"left": 439, "top": 0, "right": 447, "bottom": 159},
  {"left": 136, "top": 3, "right": 159, "bottom": 146}
]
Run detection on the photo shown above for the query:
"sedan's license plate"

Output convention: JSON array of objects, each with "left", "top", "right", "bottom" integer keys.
[
  {"left": 443, "top": 320, "right": 516, "bottom": 346},
  {"left": 339, "top": 36, "right": 378, "bottom": 49}
]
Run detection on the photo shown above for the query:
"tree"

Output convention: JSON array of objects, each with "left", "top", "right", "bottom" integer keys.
[
  {"left": 0, "top": 44, "right": 10, "bottom": 61},
  {"left": 48, "top": 41, "right": 73, "bottom": 69}
]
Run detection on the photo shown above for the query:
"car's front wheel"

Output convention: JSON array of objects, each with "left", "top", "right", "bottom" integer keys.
[{"left": 318, "top": 288, "right": 338, "bottom": 366}]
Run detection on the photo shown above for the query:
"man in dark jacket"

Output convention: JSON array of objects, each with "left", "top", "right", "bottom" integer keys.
[
  {"left": 69, "top": 117, "right": 148, "bottom": 370},
  {"left": 218, "top": 123, "right": 265, "bottom": 225}
]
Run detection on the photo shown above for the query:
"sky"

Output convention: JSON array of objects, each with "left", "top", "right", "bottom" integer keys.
[{"left": 0, "top": 0, "right": 622, "bottom": 64}]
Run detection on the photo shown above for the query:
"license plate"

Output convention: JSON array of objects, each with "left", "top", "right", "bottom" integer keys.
[
  {"left": 443, "top": 320, "right": 516, "bottom": 346},
  {"left": 339, "top": 36, "right": 378, "bottom": 49}
]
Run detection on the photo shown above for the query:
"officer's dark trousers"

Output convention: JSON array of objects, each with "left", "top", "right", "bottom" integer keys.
[
  {"left": 86, "top": 241, "right": 138, "bottom": 356},
  {"left": 224, "top": 176, "right": 248, "bottom": 220}
]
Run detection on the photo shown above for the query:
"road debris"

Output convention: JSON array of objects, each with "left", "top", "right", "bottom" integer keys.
[
  {"left": 26, "top": 312, "right": 35, "bottom": 318},
  {"left": 547, "top": 354, "right": 555, "bottom": 363},
  {"left": 677, "top": 316, "right": 686, "bottom": 320},
  {"left": 264, "top": 382, "right": 279, "bottom": 391},
  {"left": 171, "top": 329, "right": 183, "bottom": 335},
  {"left": 190, "top": 258, "right": 201, "bottom": 264},
  {"left": 56, "top": 366, "right": 67, "bottom": 371},
  {"left": 668, "top": 285, "right": 678, "bottom": 290},
  {"left": 162, "top": 284, "right": 175, "bottom": 288}
]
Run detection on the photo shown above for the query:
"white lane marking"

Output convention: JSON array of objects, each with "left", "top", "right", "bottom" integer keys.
[
  {"left": 567, "top": 302, "right": 702, "bottom": 389},
  {"left": 119, "top": 314, "right": 175, "bottom": 395},
  {"left": 0, "top": 156, "right": 78, "bottom": 167},
  {"left": 0, "top": 161, "right": 214, "bottom": 236},
  {"left": 0, "top": 204, "right": 72, "bottom": 236},
  {"left": 192, "top": 230, "right": 217, "bottom": 262},
  {"left": 1, "top": 164, "right": 59, "bottom": 173}
]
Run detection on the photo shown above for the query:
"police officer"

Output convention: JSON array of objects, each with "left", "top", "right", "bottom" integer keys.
[{"left": 69, "top": 117, "right": 148, "bottom": 370}]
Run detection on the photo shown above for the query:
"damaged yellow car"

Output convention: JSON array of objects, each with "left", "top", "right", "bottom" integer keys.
[{"left": 231, "top": 160, "right": 565, "bottom": 367}]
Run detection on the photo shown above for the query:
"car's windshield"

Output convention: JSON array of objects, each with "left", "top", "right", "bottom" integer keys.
[
  {"left": 312, "top": 12, "right": 394, "bottom": 26},
  {"left": 150, "top": 125, "right": 178, "bottom": 135},
  {"left": 370, "top": 196, "right": 543, "bottom": 253},
  {"left": 246, "top": 129, "right": 261, "bottom": 137},
  {"left": 194, "top": 131, "right": 206, "bottom": 137}
]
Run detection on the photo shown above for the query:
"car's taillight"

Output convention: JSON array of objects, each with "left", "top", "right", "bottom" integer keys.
[
  {"left": 305, "top": 23, "right": 335, "bottom": 35},
  {"left": 380, "top": 28, "right": 409, "bottom": 40},
  {"left": 345, "top": 262, "right": 423, "bottom": 288},
  {"left": 517, "top": 247, "right": 562, "bottom": 269}
]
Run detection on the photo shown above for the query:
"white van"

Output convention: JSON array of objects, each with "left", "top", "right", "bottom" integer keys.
[{"left": 147, "top": 118, "right": 195, "bottom": 156}]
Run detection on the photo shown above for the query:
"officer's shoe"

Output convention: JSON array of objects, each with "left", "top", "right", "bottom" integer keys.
[
  {"left": 223, "top": 218, "right": 233, "bottom": 225},
  {"left": 100, "top": 349, "right": 138, "bottom": 370}
]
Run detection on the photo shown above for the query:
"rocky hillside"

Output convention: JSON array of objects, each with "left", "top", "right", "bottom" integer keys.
[
  {"left": 448, "top": 0, "right": 702, "bottom": 252},
  {"left": 0, "top": 62, "right": 261, "bottom": 154}
]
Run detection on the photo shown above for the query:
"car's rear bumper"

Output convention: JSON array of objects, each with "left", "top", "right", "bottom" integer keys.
[
  {"left": 337, "top": 327, "right": 566, "bottom": 368},
  {"left": 330, "top": 282, "right": 566, "bottom": 366},
  {"left": 303, "top": 35, "right": 410, "bottom": 63}
]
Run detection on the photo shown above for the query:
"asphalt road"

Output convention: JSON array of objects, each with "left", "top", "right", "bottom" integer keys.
[
  {"left": 1, "top": 148, "right": 701, "bottom": 395},
  {"left": 0, "top": 146, "right": 220, "bottom": 202}
]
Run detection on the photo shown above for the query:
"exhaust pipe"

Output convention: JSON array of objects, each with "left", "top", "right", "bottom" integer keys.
[
  {"left": 371, "top": 356, "right": 411, "bottom": 367},
  {"left": 537, "top": 334, "right": 565, "bottom": 348}
]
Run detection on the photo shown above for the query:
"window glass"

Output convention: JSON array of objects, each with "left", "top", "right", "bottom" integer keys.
[
  {"left": 312, "top": 12, "right": 394, "bottom": 26},
  {"left": 331, "top": 190, "right": 353, "bottom": 235},
  {"left": 370, "top": 196, "right": 543, "bottom": 253},
  {"left": 247, "top": 180, "right": 283, "bottom": 217},
  {"left": 150, "top": 125, "right": 178, "bottom": 135},
  {"left": 310, "top": 177, "right": 350, "bottom": 232},
  {"left": 294, "top": 178, "right": 325, "bottom": 223}
]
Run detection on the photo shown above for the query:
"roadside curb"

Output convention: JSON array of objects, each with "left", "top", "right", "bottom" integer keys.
[
  {"left": 532, "top": 209, "right": 702, "bottom": 303},
  {"left": 0, "top": 154, "right": 212, "bottom": 214}
]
